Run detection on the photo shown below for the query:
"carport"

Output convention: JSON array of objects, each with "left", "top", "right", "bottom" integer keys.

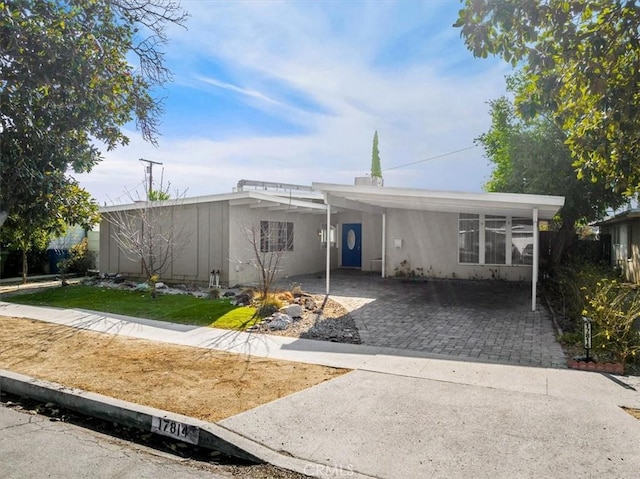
[
  {"left": 313, "top": 183, "right": 565, "bottom": 312},
  {"left": 283, "top": 270, "right": 568, "bottom": 368}
]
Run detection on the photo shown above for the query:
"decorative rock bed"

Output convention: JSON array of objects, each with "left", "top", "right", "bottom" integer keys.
[
  {"left": 248, "top": 294, "right": 361, "bottom": 344},
  {"left": 84, "top": 276, "right": 362, "bottom": 345}
]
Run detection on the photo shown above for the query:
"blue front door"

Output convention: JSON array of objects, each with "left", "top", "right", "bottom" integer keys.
[{"left": 342, "top": 223, "right": 362, "bottom": 268}]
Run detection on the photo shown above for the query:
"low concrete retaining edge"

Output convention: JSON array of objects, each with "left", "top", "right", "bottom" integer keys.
[
  {"left": 0, "top": 369, "right": 368, "bottom": 478},
  {"left": 0, "top": 369, "right": 262, "bottom": 463}
]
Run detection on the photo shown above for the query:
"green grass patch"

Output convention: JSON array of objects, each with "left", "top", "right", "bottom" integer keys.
[{"left": 4, "top": 285, "right": 259, "bottom": 330}]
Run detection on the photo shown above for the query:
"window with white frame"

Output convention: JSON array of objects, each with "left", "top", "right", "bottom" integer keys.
[
  {"left": 611, "top": 225, "right": 627, "bottom": 262},
  {"left": 458, "top": 213, "right": 480, "bottom": 263},
  {"left": 512, "top": 218, "right": 534, "bottom": 265},
  {"left": 320, "top": 224, "right": 337, "bottom": 248},
  {"left": 485, "top": 215, "right": 507, "bottom": 265},
  {"left": 612, "top": 226, "right": 621, "bottom": 245},
  {"left": 459, "top": 214, "right": 534, "bottom": 265},
  {"left": 260, "top": 221, "right": 294, "bottom": 252}
]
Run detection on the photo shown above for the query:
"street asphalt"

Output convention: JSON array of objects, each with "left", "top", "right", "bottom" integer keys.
[
  {"left": 0, "top": 404, "right": 231, "bottom": 479},
  {"left": 1, "top": 301, "right": 640, "bottom": 478}
]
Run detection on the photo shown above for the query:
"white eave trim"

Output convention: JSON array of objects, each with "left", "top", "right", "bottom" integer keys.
[
  {"left": 101, "top": 189, "right": 332, "bottom": 214},
  {"left": 312, "top": 182, "right": 565, "bottom": 220},
  {"left": 237, "top": 190, "right": 328, "bottom": 211}
]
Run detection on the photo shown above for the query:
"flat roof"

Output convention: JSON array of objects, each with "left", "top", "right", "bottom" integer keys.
[
  {"left": 101, "top": 181, "right": 565, "bottom": 220},
  {"left": 313, "top": 183, "right": 565, "bottom": 220}
]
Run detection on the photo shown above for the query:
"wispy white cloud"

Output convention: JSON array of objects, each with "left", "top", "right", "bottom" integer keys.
[
  {"left": 78, "top": 1, "right": 512, "bottom": 204},
  {"left": 196, "top": 75, "right": 283, "bottom": 107}
]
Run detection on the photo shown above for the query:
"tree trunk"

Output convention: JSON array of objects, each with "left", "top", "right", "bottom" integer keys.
[
  {"left": 0, "top": 210, "right": 7, "bottom": 229},
  {"left": 22, "top": 249, "right": 28, "bottom": 284},
  {"left": 549, "top": 220, "right": 577, "bottom": 274}
]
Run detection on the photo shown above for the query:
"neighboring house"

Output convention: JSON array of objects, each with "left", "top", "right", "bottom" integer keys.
[
  {"left": 47, "top": 224, "right": 87, "bottom": 273},
  {"left": 99, "top": 178, "right": 564, "bottom": 310},
  {"left": 596, "top": 209, "right": 640, "bottom": 283},
  {"left": 87, "top": 227, "right": 100, "bottom": 269}
]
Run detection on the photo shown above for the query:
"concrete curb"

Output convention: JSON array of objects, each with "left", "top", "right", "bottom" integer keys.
[{"left": 0, "top": 369, "right": 372, "bottom": 479}]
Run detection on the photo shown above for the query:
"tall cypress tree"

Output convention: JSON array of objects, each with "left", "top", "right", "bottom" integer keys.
[{"left": 371, "top": 130, "right": 382, "bottom": 178}]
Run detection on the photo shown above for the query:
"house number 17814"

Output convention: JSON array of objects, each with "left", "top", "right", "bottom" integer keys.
[{"left": 151, "top": 416, "right": 200, "bottom": 445}]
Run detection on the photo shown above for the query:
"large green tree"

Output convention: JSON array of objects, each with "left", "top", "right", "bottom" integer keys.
[
  {"left": 478, "top": 85, "right": 626, "bottom": 269},
  {"left": 0, "top": 0, "right": 187, "bottom": 227},
  {"left": 455, "top": 0, "right": 640, "bottom": 195},
  {"left": 1, "top": 182, "right": 100, "bottom": 283}
]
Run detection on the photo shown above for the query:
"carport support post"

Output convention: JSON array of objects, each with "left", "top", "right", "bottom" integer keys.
[
  {"left": 381, "top": 213, "right": 386, "bottom": 278},
  {"left": 326, "top": 203, "right": 331, "bottom": 295},
  {"left": 532, "top": 208, "right": 539, "bottom": 312}
]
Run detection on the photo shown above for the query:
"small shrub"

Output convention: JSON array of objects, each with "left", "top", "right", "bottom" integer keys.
[
  {"left": 276, "top": 291, "right": 294, "bottom": 302},
  {"left": 583, "top": 279, "right": 640, "bottom": 365},
  {"left": 65, "top": 238, "right": 95, "bottom": 275},
  {"left": 545, "top": 260, "right": 618, "bottom": 332},
  {"left": 255, "top": 295, "right": 283, "bottom": 318},
  {"left": 241, "top": 287, "right": 257, "bottom": 301},
  {"left": 147, "top": 274, "right": 160, "bottom": 299},
  {"left": 209, "top": 287, "right": 220, "bottom": 299}
]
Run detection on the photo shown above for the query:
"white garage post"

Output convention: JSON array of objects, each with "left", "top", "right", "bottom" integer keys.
[
  {"left": 532, "top": 208, "right": 539, "bottom": 312},
  {"left": 381, "top": 213, "right": 386, "bottom": 278},
  {"left": 326, "top": 203, "right": 331, "bottom": 295}
]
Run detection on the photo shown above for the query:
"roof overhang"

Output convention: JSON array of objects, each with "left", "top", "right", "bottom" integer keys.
[
  {"left": 101, "top": 183, "right": 565, "bottom": 220},
  {"left": 229, "top": 190, "right": 334, "bottom": 215},
  {"left": 101, "top": 190, "right": 338, "bottom": 215},
  {"left": 313, "top": 183, "right": 565, "bottom": 220},
  {"left": 595, "top": 209, "right": 640, "bottom": 227}
]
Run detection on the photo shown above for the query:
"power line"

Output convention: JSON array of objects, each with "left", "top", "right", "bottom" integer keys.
[
  {"left": 383, "top": 145, "right": 479, "bottom": 172},
  {"left": 104, "top": 179, "right": 148, "bottom": 205}
]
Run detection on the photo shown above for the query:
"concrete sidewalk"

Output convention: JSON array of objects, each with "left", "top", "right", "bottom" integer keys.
[{"left": 1, "top": 302, "right": 640, "bottom": 478}]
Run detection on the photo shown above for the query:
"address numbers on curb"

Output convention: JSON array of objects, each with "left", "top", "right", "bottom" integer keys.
[{"left": 151, "top": 416, "right": 200, "bottom": 445}]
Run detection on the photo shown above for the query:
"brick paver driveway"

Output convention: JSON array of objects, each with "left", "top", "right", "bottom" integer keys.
[{"left": 286, "top": 271, "right": 567, "bottom": 368}]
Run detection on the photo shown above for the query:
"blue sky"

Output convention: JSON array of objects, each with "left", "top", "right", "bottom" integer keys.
[{"left": 77, "top": 0, "right": 513, "bottom": 205}]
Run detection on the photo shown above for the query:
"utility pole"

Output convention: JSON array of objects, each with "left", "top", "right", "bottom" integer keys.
[{"left": 139, "top": 158, "right": 163, "bottom": 199}]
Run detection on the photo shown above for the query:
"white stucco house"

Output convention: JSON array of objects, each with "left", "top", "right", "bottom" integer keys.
[{"left": 99, "top": 178, "right": 564, "bottom": 311}]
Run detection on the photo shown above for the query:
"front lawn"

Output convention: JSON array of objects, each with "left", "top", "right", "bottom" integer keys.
[{"left": 4, "top": 285, "right": 259, "bottom": 330}]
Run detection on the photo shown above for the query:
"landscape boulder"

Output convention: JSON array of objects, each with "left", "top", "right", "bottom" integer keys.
[
  {"left": 280, "top": 304, "right": 304, "bottom": 318},
  {"left": 268, "top": 312, "right": 293, "bottom": 330},
  {"left": 268, "top": 319, "right": 289, "bottom": 330},
  {"left": 303, "top": 297, "right": 316, "bottom": 310}
]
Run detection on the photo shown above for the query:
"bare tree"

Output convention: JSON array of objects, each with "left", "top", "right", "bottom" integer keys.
[{"left": 106, "top": 188, "right": 189, "bottom": 286}]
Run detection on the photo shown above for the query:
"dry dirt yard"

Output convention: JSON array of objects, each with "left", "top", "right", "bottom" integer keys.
[{"left": 0, "top": 315, "right": 348, "bottom": 422}]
